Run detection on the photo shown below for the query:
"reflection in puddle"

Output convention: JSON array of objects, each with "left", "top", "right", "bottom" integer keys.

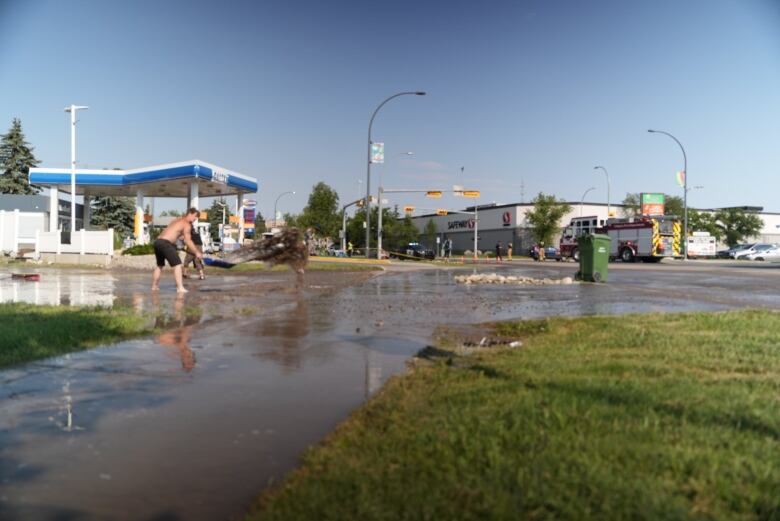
[
  {"left": 0, "top": 270, "right": 116, "bottom": 306},
  {"left": 252, "top": 298, "right": 310, "bottom": 372},
  {"left": 153, "top": 296, "right": 203, "bottom": 373}
]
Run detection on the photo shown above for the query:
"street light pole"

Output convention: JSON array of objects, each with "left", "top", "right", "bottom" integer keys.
[
  {"left": 648, "top": 129, "right": 688, "bottom": 260},
  {"left": 273, "top": 190, "right": 295, "bottom": 229},
  {"left": 365, "top": 91, "right": 426, "bottom": 258},
  {"left": 64, "top": 104, "right": 88, "bottom": 233},
  {"left": 377, "top": 151, "right": 413, "bottom": 259},
  {"left": 593, "top": 166, "right": 610, "bottom": 218},
  {"left": 580, "top": 187, "right": 596, "bottom": 217}
]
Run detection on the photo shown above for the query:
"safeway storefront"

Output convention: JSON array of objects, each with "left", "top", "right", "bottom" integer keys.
[{"left": 412, "top": 202, "right": 618, "bottom": 255}]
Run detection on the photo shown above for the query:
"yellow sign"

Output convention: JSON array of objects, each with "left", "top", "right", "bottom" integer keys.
[
  {"left": 436, "top": 209, "right": 448, "bottom": 216},
  {"left": 462, "top": 190, "right": 480, "bottom": 198},
  {"left": 244, "top": 223, "right": 255, "bottom": 229},
  {"left": 229, "top": 215, "right": 240, "bottom": 224},
  {"left": 403, "top": 205, "right": 415, "bottom": 213},
  {"left": 426, "top": 191, "right": 443, "bottom": 198},
  {"left": 199, "top": 211, "right": 208, "bottom": 220}
]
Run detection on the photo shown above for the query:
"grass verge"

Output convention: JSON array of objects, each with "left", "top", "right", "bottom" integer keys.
[
  {"left": 249, "top": 309, "right": 780, "bottom": 520},
  {"left": 0, "top": 303, "right": 151, "bottom": 368},
  {"left": 231, "top": 261, "right": 382, "bottom": 272}
]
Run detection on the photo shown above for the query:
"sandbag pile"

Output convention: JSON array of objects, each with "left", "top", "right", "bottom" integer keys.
[{"left": 454, "top": 273, "right": 575, "bottom": 285}]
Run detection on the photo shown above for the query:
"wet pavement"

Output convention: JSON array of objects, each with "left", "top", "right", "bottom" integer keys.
[{"left": 2, "top": 260, "right": 780, "bottom": 520}]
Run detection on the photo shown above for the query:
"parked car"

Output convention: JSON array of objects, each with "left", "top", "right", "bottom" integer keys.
[
  {"left": 529, "top": 245, "right": 562, "bottom": 261},
  {"left": 717, "top": 243, "right": 755, "bottom": 258},
  {"left": 744, "top": 244, "right": 780, "bottom": 261},
  {"left": 401, "top": 243, "right": 435, "bottom": 260},
  {"left": 734, "top": 243, "right": 774, "bottom": 260},
  {"left": 357, "top": 247, "right": 389, "bottom": 259}
]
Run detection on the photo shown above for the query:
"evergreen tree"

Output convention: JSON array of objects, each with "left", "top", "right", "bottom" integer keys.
[
  {"left": 91, "top": 196, "right": 136, "bottom": 237},
  {"left": 424, "top": 219, "right": 438, "bottom": 250},
  {"left": 0, "top": 118, "right": 41, "bottom": 194}
]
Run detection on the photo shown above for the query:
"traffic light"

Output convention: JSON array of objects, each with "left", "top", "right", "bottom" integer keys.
[
  {"left": 462, "top": 190, "right": 481, "bottom": 198},
  {"left": 403, "top": 205, "right": 415, "bottom": 214},
  {"left": 426, "top": 191, "right": 443, "bottom": 198},
  {"left": 436, "top": 209, "right": 448, "bottom": 216}
]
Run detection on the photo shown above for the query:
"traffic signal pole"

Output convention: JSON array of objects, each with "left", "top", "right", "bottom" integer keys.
[{"left": 341, "top": 197, "right": 365, "bottom": 253}]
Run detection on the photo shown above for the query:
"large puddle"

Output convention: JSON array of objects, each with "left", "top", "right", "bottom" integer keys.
[{"left": 2, "top": 263, "right": 780, "bottom": 520}]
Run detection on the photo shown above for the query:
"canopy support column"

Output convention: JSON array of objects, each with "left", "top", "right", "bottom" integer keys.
[
  {"left": 188, "top": 181, "right": 199, "bottom": 210},
  {"left": 236, "top": 192, "right": 244, "bottom": 244},
  {"left": 135, "top": 190, "right": 145, "bottom": 245},
  {"left": 49, "top": 187, "right": 59, "bottom": 232}
]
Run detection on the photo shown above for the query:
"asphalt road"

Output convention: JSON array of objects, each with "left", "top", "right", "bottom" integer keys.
[{"left": 1, "top": 259, "right": 778, "bottom": 521}]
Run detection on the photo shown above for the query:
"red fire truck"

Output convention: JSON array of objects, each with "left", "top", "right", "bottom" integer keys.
[{"left": 560, "top": 215, "right": 682, "bottom": 262}]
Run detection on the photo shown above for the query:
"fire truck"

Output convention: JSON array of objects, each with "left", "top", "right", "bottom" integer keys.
[{"left": 560, "top": 215, "right": 682, "bottom": 262}]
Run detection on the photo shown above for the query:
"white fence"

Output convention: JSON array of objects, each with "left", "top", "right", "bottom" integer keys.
[
  {"left": 36, "top": 229, "right": 114, "bottom": 256},
  {"left": 0, "top": 209, "right": 114, "bottom": 257},
  {"left": 0, "top": 210, "right": 45, "bottom": 255}
]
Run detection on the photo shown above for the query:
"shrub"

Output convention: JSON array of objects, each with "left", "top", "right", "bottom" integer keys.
[{"left": 122, "top": 243, "right": 155, "bottom": 256}]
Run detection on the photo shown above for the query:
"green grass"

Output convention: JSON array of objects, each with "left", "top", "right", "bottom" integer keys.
[
  {"left": 0, "top": 303, "right": 151, "bottom": 368},
  {"left": 249, "top": 310, "right": 780, "bottom": 521},
  {"left": 230, "top": 261, "right": 381, "bottom": 272}
]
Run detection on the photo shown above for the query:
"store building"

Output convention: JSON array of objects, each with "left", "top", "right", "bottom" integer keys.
[{"left": 412, "top": 202, "right": 780, "bottom": 254}]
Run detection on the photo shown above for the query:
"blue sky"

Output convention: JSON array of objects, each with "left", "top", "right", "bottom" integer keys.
[{"left": 1, "top": 0, "right": 779, "bottom": 217}]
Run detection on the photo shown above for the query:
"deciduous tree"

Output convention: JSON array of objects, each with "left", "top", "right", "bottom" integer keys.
[
  {"left": 713, "top": 208, "right": 763, "bottom": 247},
  {"left": 526, "top": 193, "right": 572, "bottom": 245},
  {"left": 296, "top": 182, "right": 340, "bottom": 238}
]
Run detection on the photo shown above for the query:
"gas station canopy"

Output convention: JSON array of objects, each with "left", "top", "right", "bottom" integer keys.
[{"left": 29, "top": 160, "right": 257, "bottom": 197}]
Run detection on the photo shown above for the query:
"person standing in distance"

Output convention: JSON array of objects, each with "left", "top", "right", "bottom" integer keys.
[{"left": 152, "top": 208, "right": 203, "bottom": 293}]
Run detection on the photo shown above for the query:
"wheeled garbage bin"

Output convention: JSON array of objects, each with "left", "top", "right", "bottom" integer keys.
[{"left": 576, "top": 234, "right": 611, "bottom": 282}]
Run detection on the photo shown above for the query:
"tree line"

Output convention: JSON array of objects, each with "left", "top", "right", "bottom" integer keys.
[{"left": 0, "top": 118, "right": 765, "bottom": 248}]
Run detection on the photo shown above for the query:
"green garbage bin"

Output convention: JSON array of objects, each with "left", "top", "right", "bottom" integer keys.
[{"left": 576, "top": 234, "right": 611, "bottom": 282}]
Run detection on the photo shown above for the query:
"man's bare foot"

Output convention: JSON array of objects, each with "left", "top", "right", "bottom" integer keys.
[{"left": 176, "top": 287, "right": 189, "bottom": 293}]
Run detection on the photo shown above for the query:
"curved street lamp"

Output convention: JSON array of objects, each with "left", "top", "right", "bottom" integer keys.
[
  {"left": 580, "top": 187, "right": 596, "bottom": 217},
  {"left": 648, "top": 129, "right": 688, "bottom": 260},
  {"left": 273, "top": 190, "right": 295, "bottom": 228},
  {"left": 593, "top": 166, "right": 611, "bottom": 218},
  {"left": 365, "top": 91, "right": 426, "bottom": 258}
]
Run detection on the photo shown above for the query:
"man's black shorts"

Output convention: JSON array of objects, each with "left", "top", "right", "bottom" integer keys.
[{"left": 154, "top": 239, "right": 181, "bottom": 267}]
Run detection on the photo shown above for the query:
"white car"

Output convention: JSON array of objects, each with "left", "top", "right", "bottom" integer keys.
[
  {"left": 734, "top": 243, "right": 775, "bottom": 260},
  {"left": 744, "top": 245, "right": 780, "bottom": 261}
]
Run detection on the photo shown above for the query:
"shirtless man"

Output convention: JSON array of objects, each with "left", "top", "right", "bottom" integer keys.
[{"left": 152, "top": 208, "right": 203, "bottom": 293}]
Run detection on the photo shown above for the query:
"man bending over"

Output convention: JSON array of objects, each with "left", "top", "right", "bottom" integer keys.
[{"left": 152, "top": 208, "right": 203, "bottom": 293}]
